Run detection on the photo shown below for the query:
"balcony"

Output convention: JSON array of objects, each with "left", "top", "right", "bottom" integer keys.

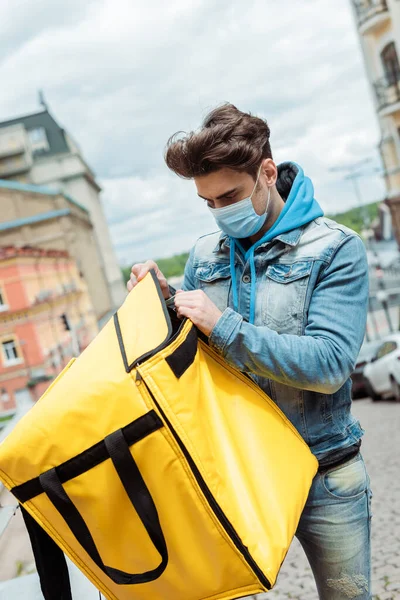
[
  {"left": 0, "top": 124, "right": 27, "bottom": 159},
  {"left": 0, "top": 153, "right": 32, "bottom": 177},
  {"left": 374, "top": 72, "right": 400, "bottom": 114},
  {"left": 354, "top": 0, "right": 390, "bottom": 34}
]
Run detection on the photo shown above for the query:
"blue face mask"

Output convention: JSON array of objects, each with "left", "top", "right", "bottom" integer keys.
[{"left": 208, "top": 167, "right": 271, "bottom": 238}]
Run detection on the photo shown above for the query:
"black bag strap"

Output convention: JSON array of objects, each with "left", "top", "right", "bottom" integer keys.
[
  {"left": 38, "top": 428, "right": 168, "bottom": 586},
  {"left": 166, "top": 326, "right": 198, "bottom": 378},
  {"left": 21, "top": 504, "right": 73, "bottom": 600}
]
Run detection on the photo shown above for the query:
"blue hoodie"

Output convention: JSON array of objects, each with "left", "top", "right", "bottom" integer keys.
[{"left": 230, "top": 162, "right": 324, "bottom": 324}]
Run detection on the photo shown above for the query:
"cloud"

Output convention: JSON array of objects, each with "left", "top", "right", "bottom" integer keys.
[
  {"left": 101, "top": 172, "right": 217, "bottom": 264},
  {"left": 0, "top": 0, "right": 96, "bottom": 62},
  {"left": 0, "top": 0, "right": 386, "bottom": 263}
]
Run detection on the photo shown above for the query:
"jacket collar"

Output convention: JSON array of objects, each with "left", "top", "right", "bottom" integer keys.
[{"left": 213, "top": 226, "right": 304, "bottom": 253}]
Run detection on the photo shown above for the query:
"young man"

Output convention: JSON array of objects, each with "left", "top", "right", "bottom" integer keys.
[{"left": 128, "top": 104, "right": 372, "bottom": 599}]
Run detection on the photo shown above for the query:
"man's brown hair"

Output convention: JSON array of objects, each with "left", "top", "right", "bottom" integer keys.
[{"left": 164, "top": 103, "right": 272, "bottom": 180}]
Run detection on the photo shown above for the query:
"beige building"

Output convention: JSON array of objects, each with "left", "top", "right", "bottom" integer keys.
[
  {"left": 0, "top": 181, "right": 112, "bottom": 321},
  {"left": 352, "top": 0, "right": 400, "bottom": 243},
  {"left": 0, "top": 106, "right": 125, "bottom": 308}
]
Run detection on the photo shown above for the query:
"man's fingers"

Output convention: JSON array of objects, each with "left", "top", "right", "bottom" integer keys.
[
  {"left": 128, "top": 260, "right": 168, "bottom": 296},
  {"left": 176, "top": 305, "right": 193, "bottom": 320},
  {"left": 174, "top": 296, "right": 197, "bottom": 309},
  {"left": 137, "top": 267, "right": 150, "bottom": 281},
  {"left": 131, "top": 261, "right": 155, "bottom": 282},
  {"left": 130, "top": 264, "right": 142, "bottom": 277},
  {"left": 174, "top": 290, "right": 205, "bottom": 308},
  {"left": 174, "top": 290, "right": 201, "bottom": 300},
  {"left": 127, "top": 271, "right": 139, "bottom": 293}
]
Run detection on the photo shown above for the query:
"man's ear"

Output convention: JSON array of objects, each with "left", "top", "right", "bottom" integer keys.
[{"left": 261, "top": 158, "right": 277, "bottom": 187}]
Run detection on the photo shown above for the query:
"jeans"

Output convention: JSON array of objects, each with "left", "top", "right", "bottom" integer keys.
[{"left": 295, "top": 452, "right": 372, "bottom": 599}]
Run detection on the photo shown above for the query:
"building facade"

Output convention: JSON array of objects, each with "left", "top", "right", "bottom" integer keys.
[
  {"left": 0, "top": 108, "right": 125, "bottom": 309},
  {"left": 0, "top": 180, "right": 114, "bottom": 320},
  {"left": 352, "top": 0, "right": 400, "bottom": 244},
  {"left": 0, "top": 245, "right": 98, "bottom": 412}
]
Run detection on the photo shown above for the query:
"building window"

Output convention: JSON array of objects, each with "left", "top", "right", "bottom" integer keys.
[
  {"left": 27, "top": 127, "right": 49, "bottom": 155},
  {"left": 1, "top": 339, "right": 23, "bottom": 366},
  {"left": 381, "top": 42, "right": 400, "bottom": 85},
  {"left": 0, "top": 286, "right": 8, "bottom": 312},
  {"left": 1, "top": 388, "right": 11, "bottom": 406}
]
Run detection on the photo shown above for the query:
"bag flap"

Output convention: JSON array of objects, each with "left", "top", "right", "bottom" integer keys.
[{"left": 114, "top": 270, "right": 172, "bottom": 371}]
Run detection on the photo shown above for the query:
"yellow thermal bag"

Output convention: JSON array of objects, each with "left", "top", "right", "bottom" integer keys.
[{"left": 0, "top": 271, "right": 318, "bottom": 600}]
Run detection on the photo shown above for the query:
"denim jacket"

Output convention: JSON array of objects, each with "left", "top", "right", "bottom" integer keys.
[{"left": 182, "top": 217, "right": 369, "bottom": 461}]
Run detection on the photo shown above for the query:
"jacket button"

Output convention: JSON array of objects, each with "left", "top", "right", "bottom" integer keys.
[{"left": 242, "top": 275, "right": 251, "bottom": 283}]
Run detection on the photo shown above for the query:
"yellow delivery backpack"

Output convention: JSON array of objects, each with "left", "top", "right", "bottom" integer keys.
[{"left": 0, "top": 271, "right": 318, "bottom": 600}]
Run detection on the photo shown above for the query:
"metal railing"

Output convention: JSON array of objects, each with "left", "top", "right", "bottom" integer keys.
[
  {"left": 353, "top": 0, "right": 388, "bottom": 27},
  {"left": 374, "top": 71, "right": 400, "bottom": 111}
]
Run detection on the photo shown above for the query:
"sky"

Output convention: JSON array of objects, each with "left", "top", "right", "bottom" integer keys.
[{"left": 0, "top": 0, "right": 386, "bottom": 264}]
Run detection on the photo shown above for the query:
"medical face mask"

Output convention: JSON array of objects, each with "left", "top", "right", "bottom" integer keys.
[{"left": 208, "top": 167, "right": 271, "bottom": 238}]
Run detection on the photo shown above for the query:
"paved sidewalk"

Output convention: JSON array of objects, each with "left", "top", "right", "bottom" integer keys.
[{"left": 244, "top": 398, "right": 400, "bottom": 600}]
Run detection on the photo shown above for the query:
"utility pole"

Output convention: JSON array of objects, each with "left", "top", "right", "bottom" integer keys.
[
  {"left": 329, "top": 158, "right": 383, "bottom": 341},
  {"left": 344, "top": 171, "right": 372, "bottom": 234},
  {"left": 329, "top": 157, "right": 381, "bottom": 243}
]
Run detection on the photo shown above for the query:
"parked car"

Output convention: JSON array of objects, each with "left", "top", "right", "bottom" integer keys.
[
  {"left": 351, "top": 340, "right": 382, "bottom": 399},
  {"left": 363, "top": 334, "right": 400, "bottom": 401}
]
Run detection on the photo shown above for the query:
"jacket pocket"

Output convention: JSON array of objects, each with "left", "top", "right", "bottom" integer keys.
[
  {"left": 263, "top": 261, "right": 313, "bottom": 333},
  {"left": 195, "top": 263, "right": 231, "bottom": 312}
]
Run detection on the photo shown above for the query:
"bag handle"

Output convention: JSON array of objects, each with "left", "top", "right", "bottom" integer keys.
[{"left": 39, "top": 428, "right": 168, "bottom": 585}]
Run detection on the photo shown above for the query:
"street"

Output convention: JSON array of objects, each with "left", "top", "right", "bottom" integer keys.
[{"left": 245, "top": 398, "right": 400, "bottom": 600}]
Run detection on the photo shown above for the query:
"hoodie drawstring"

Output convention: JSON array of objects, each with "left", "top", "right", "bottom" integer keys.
[
  {"left": 249, "top": 247, "right": 256, "bottom": 325},
  {"left": 229, "top": 239, "right": 238, "bottom": 312}
]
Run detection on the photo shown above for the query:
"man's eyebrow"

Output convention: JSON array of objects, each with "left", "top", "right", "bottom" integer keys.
[{"left": 197, "top": 187, "right": 240, "bottom": 201}]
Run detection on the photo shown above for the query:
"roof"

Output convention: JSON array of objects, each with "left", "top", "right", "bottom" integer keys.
[
  {"left": 0, "top": 179, "right": 89, "bottom": 214},
  {"left": 0, "top": 246, "right": 70, "bottom": 260},
  {"left": 0, "top": 110, "right": 101, "bottom": 192},
  {"left": 0, "top": 209, "right": 71, "bottom": 232},
  {"left": 0, "top": 110, "right": 69, "bottom": 157}
]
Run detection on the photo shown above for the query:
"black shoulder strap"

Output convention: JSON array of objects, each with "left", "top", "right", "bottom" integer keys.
[{"left": 21, "top": 504, "right": 72, "bottom": 600}]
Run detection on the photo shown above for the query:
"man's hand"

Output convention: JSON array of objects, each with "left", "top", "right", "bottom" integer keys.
[
  {"left": 127, "top": 260, "right": 170, "bottom": 299},
  {"left": 174, "top": 290, "right": 222, "bottom": 337}
]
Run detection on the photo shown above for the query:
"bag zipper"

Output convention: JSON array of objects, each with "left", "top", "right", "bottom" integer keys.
[{"left": 135, "top": 370, "right": 271, "bottom": 590}]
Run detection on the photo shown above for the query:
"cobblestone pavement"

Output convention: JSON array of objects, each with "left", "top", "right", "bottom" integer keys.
[{"left": 243, "top": 398, "right": 400, "bottom": 600}]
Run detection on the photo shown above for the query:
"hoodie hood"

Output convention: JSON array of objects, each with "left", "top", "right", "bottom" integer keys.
[
  {"left": 245, "top": 161, "right": 323, "bottom": 251},
  {"left": 228, "top": 162, "right": 324, "bottom": 324}
]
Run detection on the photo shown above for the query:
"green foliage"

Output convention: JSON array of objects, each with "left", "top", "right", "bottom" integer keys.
[
  {"left": 26, "top": 374, "right": 53, "bottom": 388},
  {"left": 121, "top": 252, "right": 190, "bottom": 282},
  {"left": 327, "top": 201, "right": 380, "bottom": 235},
  {"left": 156, "top": 253, "right": 190, "bottom": 278},
  {"left": 121, "top": 266, "right": 131, "bottom": 284},
  {"left": 0, "top": 414, "right": 13, "bottom": 424}
]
